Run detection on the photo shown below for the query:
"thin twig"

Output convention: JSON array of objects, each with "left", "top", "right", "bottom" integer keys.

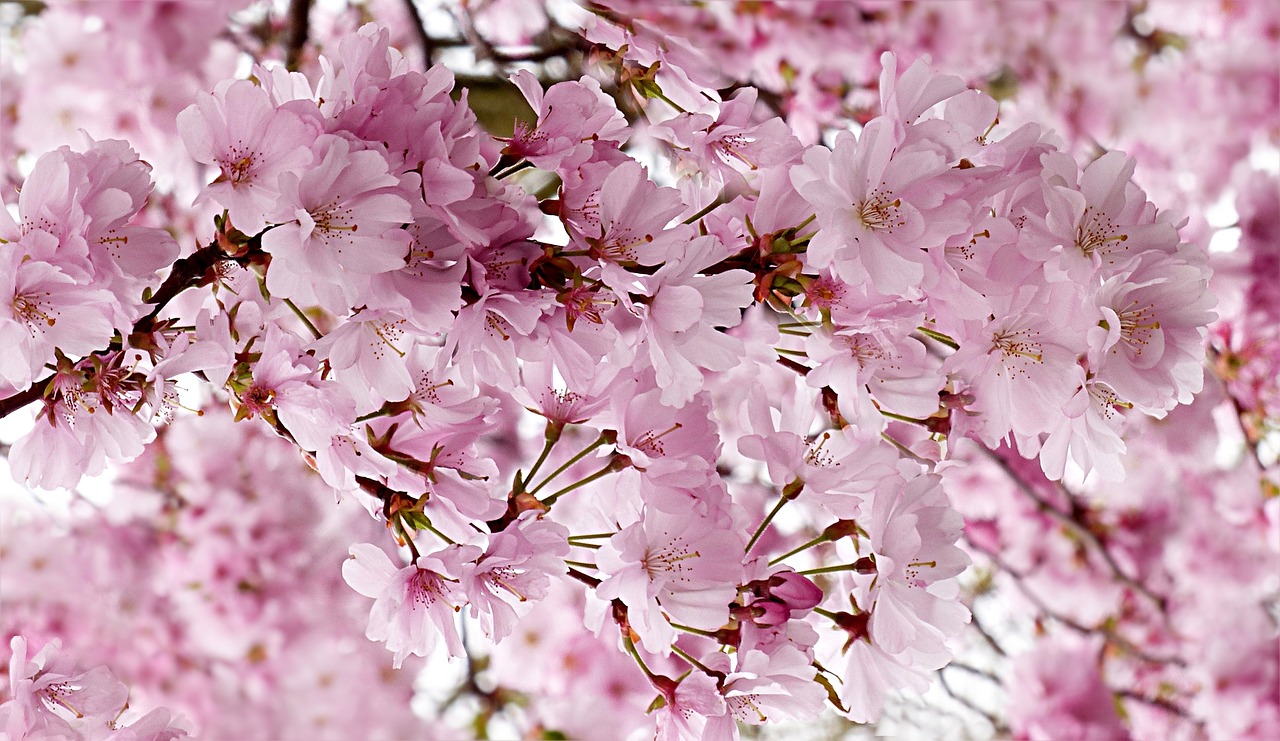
[
  {"left": 979, "top": 444, "right": 1169, "bottom": 614},
  {"left": 966, "top": 535, "right": 1185, "bottom": 667},
  {"left": 937, "top": 670, "right": 1007, "bottom": 734}
]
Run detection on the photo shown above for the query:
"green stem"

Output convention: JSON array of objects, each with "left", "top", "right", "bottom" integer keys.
[
  {"left": 519, "top": 428, "right": 559, "bottom": 493},
  {"left": 569, "top": 532, "right": 617, "bottom": 540},
  {"left": 798, "top": 563, "right": 859, "bottom": 576},
  {"left": 768, "top": 533, "right": 829, "bottom": 566},
  {"left": 423, "top": 519, "right": 456, "bottom": 546},
  {"left": 880, "top": 410, "right": 930, "bottom": 426},
  {"left": 494, "top": 160, "right": 533, "bottom": 180},
  {"left": 682, "top": 198, "right": 724, "bottom": 225},
  {"left": 527, "top": 433, "right": 609, "bottom": 496},
  {"left": 564, "top": 559, "right": 597, "bottom": 570},
  {"left": 745, "top": 495, "right": 789, "bottom": 554},
  {"left": 669, "top": 622, "right": 719, "bottom": 638},
  {"left": 623, "top": 634, "right": 659, "bottom": 681},
  {"left": 671, "top": 645, "right": 715, "bottom": 675},
  {"left": 284, "top": 298, "right": 323, "bottom": 340},
  {"left": 354, "top": 407, "right": 394, "bottom": 423},
  {"left": 654, "top": 91, "right": 688, "bottom": 113},
  {"left": 813, "top": 606, "right": 843, "bottom": 621},
  {"left": 542, "top": 460, "right": 621, "bottom": 506},
  {"left": 917, "top": 326, "right": 960, "bottom": 350}
]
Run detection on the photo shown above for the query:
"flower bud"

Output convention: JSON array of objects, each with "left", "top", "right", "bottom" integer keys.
[{"left": 768, "top": 570, "right": 823, "bottom": 611}]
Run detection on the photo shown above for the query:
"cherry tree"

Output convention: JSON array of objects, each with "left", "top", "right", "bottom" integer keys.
[{"left": 0, "top": 1, "right": 1275, "bottom": 739}]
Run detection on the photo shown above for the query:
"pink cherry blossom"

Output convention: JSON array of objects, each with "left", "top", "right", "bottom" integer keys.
[
  {"left": 342, "top": 542, "right": 466, "bottom": 669},
  {"left": 506, "top": 70, "right": 628, "bottom": 173},
  {"left": 596, "top": 507, "right": 744, "bottom": 652},
  {"left": 178, "top": 79, "right": 321, "bottom": 234}
]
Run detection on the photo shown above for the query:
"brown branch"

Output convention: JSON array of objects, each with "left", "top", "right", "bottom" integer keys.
[
  {"left": 978, "top": 444, "right": 1170, "bottom": 614},
  {"left": 965, "top": 535, "right": 1185, "bottom": 668},
  {"left": 937, "top": 669, "right": 1007, "bottom": 734},
  {"left": 967, "top": 607, "right": 1009, "bottom": 657},
  {"left": 284, "top": 0, "right": 312, "bottom": 71},
  {"left": 402, "top": 0, "right": 434, "bottom": 68},
  {"left": 0, "top": 383, "right": 47, "bottom": 421},
  {"left": 1116, "top": 688, "right": 1201, "bottom": 725},
  {"left": 0, "top": 241, "right": 240, "bottom": 422}
]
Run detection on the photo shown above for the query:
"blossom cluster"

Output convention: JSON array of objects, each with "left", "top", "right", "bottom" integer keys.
[
  {"left": 0, "top": 1, "right": 1271, "bottom": 739},
  {"left": 1, "top": 407, "right": 430, "bottom": 739}
]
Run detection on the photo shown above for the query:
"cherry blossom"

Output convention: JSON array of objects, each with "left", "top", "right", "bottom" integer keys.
[{"left": 342, "top": 543, "right": 467, "bottom": 669}]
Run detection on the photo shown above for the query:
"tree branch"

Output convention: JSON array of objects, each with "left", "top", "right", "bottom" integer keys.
[
  {"left": 0, "top": 241, "right": 239, "bottom": 422},
  {"left": 402, "top": 0, "right": 434, "bottom": 68},
  {"left": 284, "top": 0, "right": 312, "bottom": 71},
  {"left": 979, "top": 444, "right": 1169, "bottom": 614}
]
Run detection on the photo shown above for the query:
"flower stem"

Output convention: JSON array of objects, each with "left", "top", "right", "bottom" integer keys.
[
  {"left": 623, "top": 634, "right": 659, "bottom": 681},
  {"left": 916, "top": 326, "right": 959, "bottom": 350},
  {"left": 518, "top": 425, "right": 560, "bottom": 493},
  {"left": 654, "top": 91, "right": 688, "bottom": 113},
  {"left": 284, "top": 298, "right": 322, "bottom": 340},
  {"left": 879, "top": 410, "right": 930, "bottom": 426},
  {"left": 745, "top": 495, "right": 790, "bottom": 554},
  {"left": 569, "top": 532, "right": 617, "bottom": 540},
  {"left": 422, "top": 518, "right": 456, "bottom": 546},
  {"left": 527, "top": 433, "right": 609, "bottom": 496},
  {"left": 798, "top": 563, "right": 858, "bottom": 576},
  {"left": 542, "top": 459, "right": 621, "bottom": 506},
  {"left": 682, "top": 197, "right": 725, "bottom": 225},
  {"left": 813, "top": 606, "right": 842, "bottom": 621},
  {"left": 669, "top": 622, "right": 719, "bottom": 638},
  {"left": 768, "top": 533, "right": 829, "bottom": 566},
  {"left": 493, "top": 160, "right": 533, "bottom": 180},
  {"left": 671, "top": 644, "right": 715, "bottom": 675}
]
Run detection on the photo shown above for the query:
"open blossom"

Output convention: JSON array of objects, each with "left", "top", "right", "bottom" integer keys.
[
  {"left": 944, "top": 284, "right": 1088, "bottom": 444},
  {"left": 1035, "top": 380, "right": 1129, "bottom": 481},
  {"left": 701, "top": 645, "right": 826, "bottom": 737},
  {"left": 0, "top": 233, "right": 116, "bottom": 391},
  {"left": 261, "top": 135, "right": 413, "bottom": 311},
  {"left": 11, "top": 379, "right": 157, "bottom": 491},
  {"left": 791, "top": 116, "right": 963, "bottom": 297},
  {"left": 877, "top": 51, "right": 967, "bottom": 128},
  {"left": 1026, "top": 150, "right": 1180, "bottom": 281},
  {"left": 1087, "top": 249, "right": 1216, "bottom": 414},
  {"left": 737, "top": 382, "right": 899, "bottom": 518},
  {"left": 454, "top": 513, "right": 570, "bottom": 642},
  {"left": 596, "top": 507, "right": 744, "bottom": 652},
  {"left": 860, "top": 474, "right": 970, "bottom": 661},
  {"left": 178, "top": 78, "right": 321, "bottom": 234},
  {"left": 314, "top": 308, "right": 420, "bottom": 412},
  {"left": 804, "top": 327, "right": 943, "bottom": 433},
  {"left": 342, "top": 543, "right": 466, "bottom": 669},
  {"left": 506, "top": 70, "right": 628, "bottom": 172},
  {"left": 0, "top": 637, "right": 188, "bottom": 739},
  {"left": 635, "top": 235, "right": 755, "bottom": 408},
  {"left": 562, "top": 159, "right": 690, "bottom": 267},
  {"left": 652, "top": 87, "right": 802, "bottom": 191},
  {"left": 651, "top": 669, "right": 726, "bottom": 741}
]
